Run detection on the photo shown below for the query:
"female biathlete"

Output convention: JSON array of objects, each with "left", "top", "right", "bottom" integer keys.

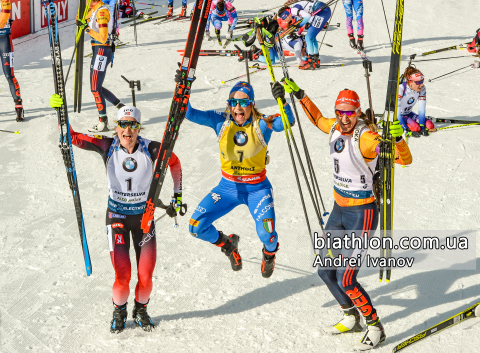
[
  {"left": 76, "top": 0, "right": 125, "bottom": 132},
  {"left": 282, "top": 78, "right": 412, "bottom": 350},
  {"left": 342, "top": 0, "right": 364, "bottom": 51},
  {"left": 398, "top": 66, "right": 434, "bottom": 137},
  {"left": 205, "top": 0, "right": 238, "bottom": 45},
  {"left": 50, "top": 96, "right": 183, "bottom": 333},
  {"left": 277, "top": 1, "right": 332, "bottom": 70},
  {"left": 0, "top": 0, "right": 24, "bottom": 121},
  {"left": 183, "top": 80, "right": 294, "bottom": 278}
]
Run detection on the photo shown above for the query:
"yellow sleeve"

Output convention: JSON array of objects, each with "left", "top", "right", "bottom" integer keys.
[
  {"left": 359, "top": 132, "right": 413, "bottom": 166},
  {"left": 89, "top": 8, "right": 110, "bottom": 44},
  {"left": 0, "top": 0, "right": 11, "bottom": 29},
  {"left": 298, "top": 95, "right": 336, "bottom": 134}
]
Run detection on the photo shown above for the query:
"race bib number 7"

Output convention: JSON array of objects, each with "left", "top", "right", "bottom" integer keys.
[{"left": 93, "top": 55, "right": 108, "bottom": 72}]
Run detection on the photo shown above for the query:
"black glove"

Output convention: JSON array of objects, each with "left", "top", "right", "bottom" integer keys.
[
  {"left": 271, "top": 81, "right": 286, "bottom": 104},
  {"left": 174, "top": 68, "right": 183, "bottom": 83}
]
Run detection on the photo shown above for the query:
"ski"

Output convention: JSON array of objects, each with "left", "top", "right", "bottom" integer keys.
[
  {"left": 249, "top": 63, "right": 344, "bottom": 68},
  {"left": 43, "top": 0, "right": 92, "bottom": 276},
  {"left": 141, "top": 0, "right": 212, "bottom": 234},
  {"left": 73, "top": 0, "right": 92, "bottom": 113},
  {"left": 429, "top": 122, "right": 480, "bottom": 132},
  {"left": 392, "top": 302, "right": 480, "bottom": 352},
  {"left": 421, "top": 43, "right": 469, "bottom": 56},
  {"left": 223, "top": 39, "right": 232, "bottom": 48},
  {"left": 178, "top": 49, "right": 295, "bottom": 56},
  {"left": 121, "top": 11, "right": 158, "bottom": 24},
  {"left": 131, "top": 14, "right": 169, "bottom": 26},
  {"left": 379, "top": 0, "right": 404, "bottom": 283},
  {"left": 429, "top": 116, "right": 480, "bottom": 124}
]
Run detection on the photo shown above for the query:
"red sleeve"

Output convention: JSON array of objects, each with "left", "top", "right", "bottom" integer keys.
[
  {"left": 69, "top": 124, "right": 113, "bottom": 153},
  {"left": 168, "top": 152, "right": 183, "bottom": 193}
]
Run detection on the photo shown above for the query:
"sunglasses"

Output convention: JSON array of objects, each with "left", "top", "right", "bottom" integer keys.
[
  {"left": 227, "top": 98, "right": 254, "bottom": 108},
  {"left": 410, "top": 79, "right": 424, "bottom": 85},
  {"left": 116, "top": 120, "right": 141, "bottom": 130},
  {"left": 334, "top": 108, "right": 359, "bottom": 117}
]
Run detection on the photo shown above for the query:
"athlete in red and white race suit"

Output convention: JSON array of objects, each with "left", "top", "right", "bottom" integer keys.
[{"left": 50, "top": 96, "right": 182, "bottom": 333}]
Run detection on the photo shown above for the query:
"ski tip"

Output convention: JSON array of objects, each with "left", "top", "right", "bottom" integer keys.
[
  {"left": 386, "top": 279, "right": 390, "bottom": 283},
  {"left": 379, "top": 279, "right": 382, "bottom": 282},
  {"left": 221, "top": 81, "right": 225, "bottom": 84},
  {"left": 15, "top": 131, "right": 20, "bottom": 134}
]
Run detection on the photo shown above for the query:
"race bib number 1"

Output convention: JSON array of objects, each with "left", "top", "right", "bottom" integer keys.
[
  {"left": 311, "top": 16, "right": 324, "bottom": 28},
  {"left": 93, "top": 55, "right": 108, "bottom": 72}
]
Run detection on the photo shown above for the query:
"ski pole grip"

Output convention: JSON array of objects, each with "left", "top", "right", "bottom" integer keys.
[{"left": 179, "top": 203, "right": 187, "bottom": 216}]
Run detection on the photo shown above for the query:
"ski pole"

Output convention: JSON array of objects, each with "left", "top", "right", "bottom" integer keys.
[
  {"left": 363, "top": 59, "right": 375, "bottom": 123},
  {"left": 121, "top": 75, "right": 141, "bottom": 107},
  {"left": 318, "top": 0, "right": 339, "bottom": 54},
  {"left": 380, "top": 0, "right": 392, "bottom": 45},
  {"left": 221, "top": 67, "right": 266, "bottom": 84},
  {"left": 132, "top": 0, "right": 138, "bottom": 47},
  {"left": 428, "top": 65, "right": 472, "bottom": 82},
  {"left": 414, "top": 55, "right": 474, "bottom": 63},
  {"left": 0, "top": 129, "right": 19, "bottom": 134}
]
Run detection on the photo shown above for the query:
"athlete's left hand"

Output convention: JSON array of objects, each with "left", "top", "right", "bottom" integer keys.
[
  {"left": 50, "top": 94, "right": 64, "bottom": 109},
  {"left": 271, "top": 81, "right": 286, "bottom": 105},
  {"left": 173, "top": 192, "right": 182, "bottom": 213},
  {"left": 390, "top": 120, "right": 404, "bottom": 138},
  {"left": 76, "top": 18, "right": 89, "bottom": 31}
]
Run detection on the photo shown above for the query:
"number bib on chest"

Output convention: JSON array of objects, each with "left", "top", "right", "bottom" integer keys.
[
  {"left": 106, "top": 137, "right": 153, "bottom": 214},
  {"left": 330, "top": 128, "right": 375, "bottom": 199},
  {"left": 219, "top": 119, "right": 267, "bottom": 183}
]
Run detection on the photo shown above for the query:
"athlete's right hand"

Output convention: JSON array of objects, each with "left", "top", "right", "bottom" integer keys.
[
  {"left": 281, "top": 77, "right": 305, "bottom": 100},
  {"left": 76, "top": 18, "right": 89, "bottom": 31},
  {"left": 50, "top": 94, "right": 64, "bottom": 109}
]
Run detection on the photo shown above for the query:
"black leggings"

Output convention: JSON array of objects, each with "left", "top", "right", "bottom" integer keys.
[{"left": 0, "top": 34, "right": 21, "bottom": 101}]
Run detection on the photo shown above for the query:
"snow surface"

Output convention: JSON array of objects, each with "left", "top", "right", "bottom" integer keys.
[{"left": 1, "top": 0, "right": 480, "bottom": 352}]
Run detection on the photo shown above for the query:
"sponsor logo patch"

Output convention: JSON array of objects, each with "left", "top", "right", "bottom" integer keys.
[
  {"left": 269, "top": 235, "right": 275, "bottom": 243},
  {"left": 233, "top": 131, "right": 248, "bottom": 146},
  {"left": 123, "top": 157, "right": 138, "bottom": 172},
  {"left": 334, "top": 138, "right": 345, "bottom": 153},
  {"left": 211, "top": 192, "right": 221, "bottom": 204},
  {"left": 189, "top": 218, "right": 199, "bottom": 227},
  {"left": 115, "top": 234, "right": 125, "bottom": 245},
  {"left": 108, "top": 212, "right": 126, "bottom": 219},
  {"left": 112, "top": 223, "right": 124, "bottom": 228}
]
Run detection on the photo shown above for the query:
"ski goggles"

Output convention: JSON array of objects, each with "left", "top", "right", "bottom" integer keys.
[
  {"left": 116, "top": 120, "right": 141, "bottom": 130},
  {"left": 334, "top": 108, "right": 360, "bottom": 117},
  {"left": 227, "top": 98, "right": 254, "bottom": 107}
]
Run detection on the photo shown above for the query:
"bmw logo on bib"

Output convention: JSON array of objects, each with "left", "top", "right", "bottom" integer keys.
[
  {"left": 233, "top": 131, "right": 248, "bottom": 146},
  {"left": 123, "top": 157, "right": 138, "bottom": 172},
  {"left": 408, "top": 97, "right": 415, "bottom": 104},
  {"left": 334, "top": 138, "right": 345, "bottom": 153}
]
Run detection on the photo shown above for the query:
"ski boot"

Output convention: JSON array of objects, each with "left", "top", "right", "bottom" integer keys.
[
  {"left": 88, "top": 115, "right": 109, "bottom": 133},
  {"left": 110, "top": 302, "right": 127, "bottom": 333},
  {"left": 323, "top": 305, "right": 363, "bottom": 334},
  {"left": 215, "top": 29, "right": 222, "bottom": 46},
  {"left": 166, "top": 5, "right": 173, "bottom": 17},
  {"left": 353, "top": 316, "right": 386, "bottom": 351},
  {"left": 215, "top": 231, "right": 242, "bottom": 271},
  {"left": 179, "top": 5, "right": 187, "bottom": 17},
  {"left": 299, "top": 54, "right": 319, "bottom": 70},
  {"left": 357, "top": 35, "right": 364, "bottom": 51},
  {"left": 348, "top": 33, "right": 357, "bottom": 50},
  {"left": 15, "top": 98, "right": 24, "bottom": 122},
  {"left": 132, "top": 300, "right": 155, "bottom": 331},
  {"left": 261, "top": 243, "right": 279, "bottom": 278},
  {"left": 114, "top": 100, "right": 125, "bottom": 109}
]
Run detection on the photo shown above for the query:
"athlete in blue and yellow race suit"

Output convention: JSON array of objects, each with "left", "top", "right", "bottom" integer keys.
[{"left": 185, "top": 81, "right": 294, "bottom": 278}]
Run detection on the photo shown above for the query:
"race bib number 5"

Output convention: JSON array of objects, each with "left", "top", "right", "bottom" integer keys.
[{"left": 93, "top": 55, "right": 107, "bottom": 72}]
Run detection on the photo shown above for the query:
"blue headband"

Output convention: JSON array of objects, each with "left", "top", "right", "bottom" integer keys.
[{"left": 229, "top": 81, "right": 255, "bottom": 101}]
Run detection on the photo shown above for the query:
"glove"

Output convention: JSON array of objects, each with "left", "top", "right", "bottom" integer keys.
[
  {"left": 166, "top": 192, "right": 182, "bottom": 218},
  {"left": 281, "top": 77, "right": 305, "bottom": 100},
  {"left": 205, "top": 31, "right": 211, "bottom": 41},
  {"left": 174, "top": 68, "right": 183, "bottom": 83},
  {"left": 50, "top": 94, "right": 64, "bottom": 109},
  {"left": 389, "top": 120, "right": 404, "bottom": 139},
  {"left": 270, "top": 81, "right": 286, "bottom": 105},
  {"left": 226, "top": 30, "right": 233, "bottom": 40},
  {"left": 76, "top": 18, "right": 89, "bottom": 31}
]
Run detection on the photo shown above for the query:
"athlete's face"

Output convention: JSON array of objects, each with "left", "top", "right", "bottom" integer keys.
[
  {"left": 229, "top": 91, "right": 253, "bottom": 126},
  {"left": 407, "top": 80, "right": 423, "bottom": 92},
  {"left": 335, "top": 103, "right": 360, "bottom": 133},
  {"left": 90, "top": 0, "right": 100, "bottom": 7},
  {"left": 116, "top": 117, "right": 139, "bottom": 153}
]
